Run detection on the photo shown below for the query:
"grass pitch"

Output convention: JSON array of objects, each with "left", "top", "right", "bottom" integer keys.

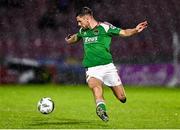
[{"left": 0, "top": 84, "right": 179, "bottom": 129}]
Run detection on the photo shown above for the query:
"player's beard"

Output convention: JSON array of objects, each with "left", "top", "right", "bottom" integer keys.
[
  {"left": 83, "top": 22, "right": 90, "bottom": 29},
  {"left": 82, "top": 25, "right": 89, "bottom": 29}
]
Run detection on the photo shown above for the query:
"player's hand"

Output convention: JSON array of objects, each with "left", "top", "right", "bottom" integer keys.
[
  {"left": 65, "top": 34, "right": 79, "bottom": 44},
  {"left": 65, "top": 34, "right": 73, "bottom": 42},
  {"left": 136, "top": 21, "right": 148, "bottom": 33}
]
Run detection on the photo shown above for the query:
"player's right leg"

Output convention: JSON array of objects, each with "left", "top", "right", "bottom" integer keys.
[{"left": 87, "top": 77, "right": 109, "bottom": 122}]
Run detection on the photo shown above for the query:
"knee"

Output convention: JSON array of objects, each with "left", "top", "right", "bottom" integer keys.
[
  {"left": 116, "top": 94, "right": 126, "bottom": 103},
  {"left": 120, "top": 97, "right": 126, "bottom": 103},
  {"left": 114, "top": 93, "right": 127, "bottom": 103}
]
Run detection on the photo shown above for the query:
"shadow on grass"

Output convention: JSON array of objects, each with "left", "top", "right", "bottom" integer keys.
[{"left": 28, "top": 118, "right": 108, "bottom": 128}]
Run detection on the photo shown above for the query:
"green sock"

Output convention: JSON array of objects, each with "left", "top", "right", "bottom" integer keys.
[{"left": 97, "top": 103, "right": 106, "bottom": 111}]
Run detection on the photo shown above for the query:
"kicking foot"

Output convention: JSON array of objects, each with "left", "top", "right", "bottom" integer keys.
[{"left": 96, "top": 104, "right": 109, "bottom": 122}]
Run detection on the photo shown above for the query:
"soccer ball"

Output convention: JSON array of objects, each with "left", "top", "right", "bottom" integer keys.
[{"left": 37, "top": 97, "right": 54, "bottom": 114}]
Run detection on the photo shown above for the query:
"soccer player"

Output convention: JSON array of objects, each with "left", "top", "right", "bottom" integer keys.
[{"left": 65, "top": 7, "right": 148, "bottom": 122}]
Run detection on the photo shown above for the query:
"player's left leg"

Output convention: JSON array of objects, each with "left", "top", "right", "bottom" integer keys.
[
  {"left": 102, "top": 63, "right": 127, "bottom": 103},
  {"left": 110, "top": 85, "right": 127, "bottom": 103}
]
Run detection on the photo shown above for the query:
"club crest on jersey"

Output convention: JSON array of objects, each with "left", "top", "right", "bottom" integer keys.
[
  {"left": 84, "top": 36, "right": 98, "bottom": 44},
  {"left": 93, "top": 29, "right": 99, "bottom": 35}
]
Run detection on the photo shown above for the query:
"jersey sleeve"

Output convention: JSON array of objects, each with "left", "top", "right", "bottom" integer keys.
[
  {"left": 107, "top": 23, "right": 121, "bottom": 36},
  {"left": 77, "top": 28, "right": 83, "bottom": 40}
]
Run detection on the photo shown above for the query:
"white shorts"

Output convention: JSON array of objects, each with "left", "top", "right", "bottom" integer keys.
[{"left": 86, "top": 63, "right": 122, "bottom": 87}]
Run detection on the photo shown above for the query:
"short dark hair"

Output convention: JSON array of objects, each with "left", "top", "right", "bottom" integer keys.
[{"left": 76, "top": 7, "right": 93, "bottom": 17}]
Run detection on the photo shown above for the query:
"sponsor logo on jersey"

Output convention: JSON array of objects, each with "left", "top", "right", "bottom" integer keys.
[{"left": 84, "top": 36, "right": 98, "bottom": 44}]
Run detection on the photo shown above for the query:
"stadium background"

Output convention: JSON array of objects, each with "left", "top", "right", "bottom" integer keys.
[{"left": 0, "top": 0, "right": 180, "bottom": 85}]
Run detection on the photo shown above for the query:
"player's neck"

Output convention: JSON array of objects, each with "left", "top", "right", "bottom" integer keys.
[{"left": 89, "top": 19, "right": 99, "bottom": 29}]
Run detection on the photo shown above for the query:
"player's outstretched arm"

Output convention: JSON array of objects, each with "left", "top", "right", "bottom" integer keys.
[
  {"left": 119, "top": 21, "right": 148, "bottom": 37},
  {"left": 65, "top": 34, "right": 80, "bottom": 44}
]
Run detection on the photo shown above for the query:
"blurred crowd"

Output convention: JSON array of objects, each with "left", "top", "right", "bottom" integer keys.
[
  {"left": 0, "top": 0, "right": 180, "bottom": 83},
  {"left": 0, "top": 0, "right": 180, "bottom": 64}
]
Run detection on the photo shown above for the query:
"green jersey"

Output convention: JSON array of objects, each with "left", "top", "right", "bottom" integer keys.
[{"left": 77, "top": 22, "right": 121, "bottom": 68}]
